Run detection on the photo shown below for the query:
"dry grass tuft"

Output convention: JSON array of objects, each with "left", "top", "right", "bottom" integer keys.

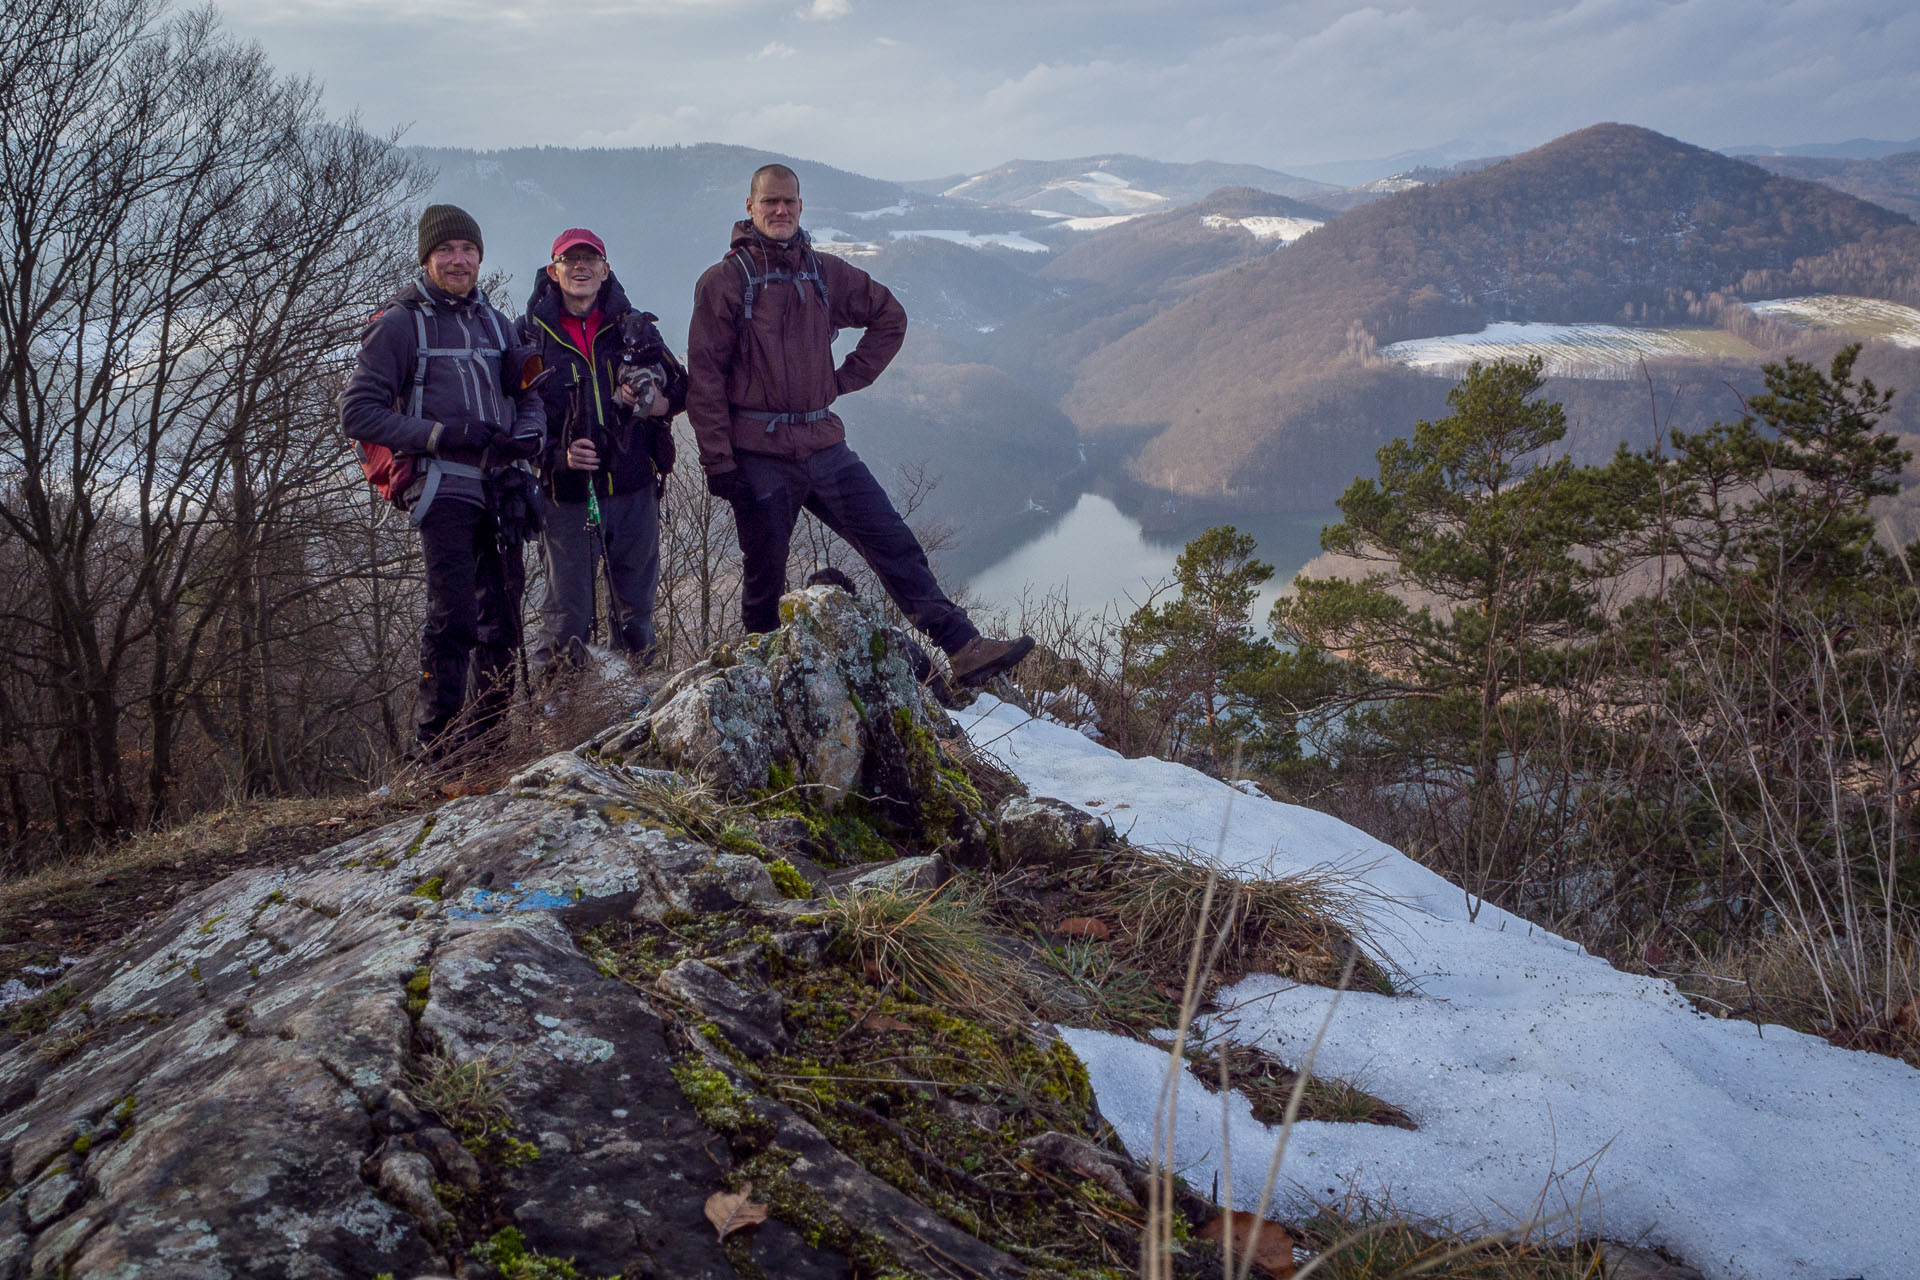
[
  {"left": 1101, "top": 848, "right": 1398, "bottom": 996},
  {"left": 1292, "top": 1189, "right": 1609, "bottom": 1279},
  {"left": 1191, "top": 1042, "right": 1416, "bottom": 1131},
  {"left": 819, "top": 879, "right": 1022, "bottom": 1020},
  {"left": 407, "top": 1047, "right": 518, "bottom": 1143}
]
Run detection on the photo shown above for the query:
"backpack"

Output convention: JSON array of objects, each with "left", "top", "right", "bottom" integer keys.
[{"left": 354, "top": 294, "right": 513, "bottom": 521}]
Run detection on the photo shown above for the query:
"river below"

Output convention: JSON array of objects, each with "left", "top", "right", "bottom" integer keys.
[{"left": 961, "top": 492, "right": 1342, "bottom": 626}]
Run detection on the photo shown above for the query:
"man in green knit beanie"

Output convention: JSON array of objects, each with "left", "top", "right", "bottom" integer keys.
[{"left": 341, "top": 204, "right": 547, "bottom": 769}]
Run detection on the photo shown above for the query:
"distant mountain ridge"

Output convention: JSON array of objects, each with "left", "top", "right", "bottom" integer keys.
[
  {"left": 1055, "top": 124, "right": 1920, "bottom": 505},
  {"left": 1743, "top": 152, "right": 1920, "bottom": 220},
  {"left": 1726, "top": 137, "right": 1920, "bottom": 160}
]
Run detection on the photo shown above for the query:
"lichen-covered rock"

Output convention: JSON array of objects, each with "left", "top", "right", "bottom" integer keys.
[
  {"left": 0, "top": 593, "right": 1102, "bottom": 1279},
  {"left": 830, "top": 854, "right": 948, "bottom": 896},
  {"left": 619, "top": 588, "right": 967, "bottom": 829},
  {"left": 994, "top": 794, "right": 1112, "bottom": 871},
  {"left": 655, "top": 960, "right": 791, "bottom": 1059},
  {"left": 0, "top": 755, "right": 823, "bottom": 1278}
]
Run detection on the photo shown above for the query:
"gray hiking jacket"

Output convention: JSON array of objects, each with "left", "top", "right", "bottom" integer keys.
[{"left": 341, "top": 275, "right": 545, "bottom": 512}]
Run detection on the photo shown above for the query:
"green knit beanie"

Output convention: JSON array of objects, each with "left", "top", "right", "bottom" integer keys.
[{"left": 418, "top": 204, "right": 483, "bottom": 264}]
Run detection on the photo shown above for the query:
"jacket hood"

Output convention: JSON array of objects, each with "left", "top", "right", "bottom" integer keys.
[
  {"left": 391, "top": 271, "right": 492, "bottom": 314},
  {"left": 525, "top": 267, "right": 634, "bottom": 327},
  {"left": 727, "top": 220, "right": 812, "bottom": 266}
]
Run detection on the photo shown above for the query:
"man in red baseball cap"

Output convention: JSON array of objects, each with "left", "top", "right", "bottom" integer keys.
[{"left": 517, "top": 228, "right": 686, "bottom": 683}]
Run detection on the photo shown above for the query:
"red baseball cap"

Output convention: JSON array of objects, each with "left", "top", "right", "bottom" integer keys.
[{"left": 550, "top": 228, "right": 606, "bottom": 259}]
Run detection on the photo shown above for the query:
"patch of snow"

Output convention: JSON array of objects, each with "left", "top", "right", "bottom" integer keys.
[
  {"left": 1361, "top": 175, "right": 1426, "bottom": 194},
  {"left": 1746, "top": 294, "right": 1920, "bottom": 348},
  {"left": 847, "top": 201, "right": 911, "bottom": 220},
  {"left": 955, "top": 695, "right": 1920, "bottom": 1280},
  {"left": 1201, "top": 214, "right": 1321, "bottom": 243},
  {"left": 941, "top": 173, "right": 991, "bottom": 199},
  {"left": 1383, "top": 321, "right": 1749, "bottom": 380},
  {"left": 0, "top": 979, "right": 36, "bottom": 1010},
  {"left": 1052, "top": 214, "right": 1141, "bottom": 232},
  {"left": 1044, "top": 172, "right": 1170, "bottom": 213},
  {"left": 887, "top": 229, "right": 1049, "bottom": 254},
  {"left": 806, "top": 227, "right": 881, "bottom": 258}
]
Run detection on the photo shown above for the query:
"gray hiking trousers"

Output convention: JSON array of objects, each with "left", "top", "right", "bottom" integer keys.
[{"left": 532, "top": 486, "right": 660, "bottom": 672}]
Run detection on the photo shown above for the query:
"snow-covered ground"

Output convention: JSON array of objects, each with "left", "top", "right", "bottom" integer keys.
[
  {"left": 1042, "top": 212, "right": 1142, "bottom": 232},
  {"left": 1040, "top": 170, "right": 1172, "bottom": 213},
  {"left": 1747, "top": 294, "right": 1920, "bottom": 348},
  {"left": 1201, "top": 214, "right": 1321, "bottom": 243},
  {"left": 887, "top": 227, "right": 1050, "bottom": 253},
  {"left": 956, "top": 696, "right": 1920, "bottom": 1280},
  {"left": 1383, "top": 321, "right": 1756, "bottom": 379},
  {"left": 809, "top": 226, "right": 1050, "bottom": 255}
]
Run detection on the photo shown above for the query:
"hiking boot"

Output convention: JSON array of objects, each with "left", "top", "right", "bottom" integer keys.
[{"left": 948, "top": 634, "right": 1035, "bottom": 689}]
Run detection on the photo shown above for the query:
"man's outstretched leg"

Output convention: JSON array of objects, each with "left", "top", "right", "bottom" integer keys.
[{"left": 802, "top": 443, "right": 1032, "bottom": 688}]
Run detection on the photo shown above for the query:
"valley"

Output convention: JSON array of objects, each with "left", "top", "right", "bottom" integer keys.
[{"left": 419, "top": 128, "right": 1920, "bottom": 599}]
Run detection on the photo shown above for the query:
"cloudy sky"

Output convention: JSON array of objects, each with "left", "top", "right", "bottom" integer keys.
[{"left": 220, "top": 0, "right": 1920, "bottom": 180}]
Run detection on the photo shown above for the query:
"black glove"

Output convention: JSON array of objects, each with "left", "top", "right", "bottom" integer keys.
[
  {"left": 432, "top": 421, "right": 490, "bottom": 460},
  {"left": 648, "top": 420, "right": 677, "bottom": 475},
  {"left": 490, "top": 427, "right": 541, "bottom": 462},
  {"left": 705, "top": 468, "right": 749, "bottom": 503}
]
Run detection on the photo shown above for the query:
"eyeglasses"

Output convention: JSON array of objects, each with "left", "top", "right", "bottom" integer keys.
[{"left": 554, "top": 250, "right": 604, "bottom": 266}]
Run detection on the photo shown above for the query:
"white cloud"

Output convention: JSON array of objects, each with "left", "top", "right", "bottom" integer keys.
[{"left": 220, "top": 0, "right": 1920, "bottom": 180}]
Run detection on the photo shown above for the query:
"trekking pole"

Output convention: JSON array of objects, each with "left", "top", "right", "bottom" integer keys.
[{"left": 586, "top": 479, "right": 631, "bottom": 653}]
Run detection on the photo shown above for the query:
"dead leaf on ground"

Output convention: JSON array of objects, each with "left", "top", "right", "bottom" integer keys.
[
  {"left": 1055, "top": 917, "right": 1111, "bottom": 941},
  {"left": 1892, "top": 998, "right": 1918, "bottom": 1033},
  {"left": 1198, "top": 1209, "right": 1297, "bottom": 1278},
  {"left": 704, "top": 1183, "right": 770, "bottom": 1240},
  {"left": 314, "top": 817, "right": 347, "bottom": 828},
  {"left": 864, "top": 1014, "right": 914, "bottom": 1033},
  {"left": 440, "top": 782, "right": 490, "bottom": 799}
]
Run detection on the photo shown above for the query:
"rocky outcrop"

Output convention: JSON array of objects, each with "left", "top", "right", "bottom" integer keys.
[
  {"left": 592, "top": 586, "right": 987, "bottom": 859},
  {"left": 0, "top": 592, "right": 1129, "bottom": 1280}
]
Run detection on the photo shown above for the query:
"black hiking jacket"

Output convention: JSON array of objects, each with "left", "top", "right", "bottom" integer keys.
[
  {"left": 340, "top": 275, "right": 546, "bottom": 510},
  {"left": 517, "top": 271, "right": 685, "bottom": 505}
]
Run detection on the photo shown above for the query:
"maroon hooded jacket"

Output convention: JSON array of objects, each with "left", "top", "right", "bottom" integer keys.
[{"left": 685, "top": 221, "right": 906, "bottom": 475}]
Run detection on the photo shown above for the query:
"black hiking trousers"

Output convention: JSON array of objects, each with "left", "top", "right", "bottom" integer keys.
[
  {"left": 416, "top": 495, "right": 525, "bottom": 755},
  {"left": 726, "top": 443, "right": 976, "bottom": 654}
]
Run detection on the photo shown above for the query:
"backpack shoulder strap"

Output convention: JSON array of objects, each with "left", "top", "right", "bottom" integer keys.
[
  {"left": 804, "top": 245, "right": 830, "bottom": 311},
  {"left": 407, "top": 307, "right": 431, "bottom": 419},
  {"left": 728, "top": 247, "right": 760, "bottom": 321}
]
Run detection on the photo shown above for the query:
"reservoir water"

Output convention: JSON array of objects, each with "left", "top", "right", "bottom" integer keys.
[{"left": 962, "top": 492, "right": 1341, "bottom": 625}]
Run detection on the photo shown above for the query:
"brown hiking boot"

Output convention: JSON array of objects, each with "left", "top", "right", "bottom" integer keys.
[{"left": 948, "top": 634, "right": 1035, "bottom": 689}]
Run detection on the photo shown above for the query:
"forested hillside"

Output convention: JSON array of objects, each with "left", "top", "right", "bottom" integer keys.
[{"left": 1058, "top": 124, "right": 1920, "bottom": 506}]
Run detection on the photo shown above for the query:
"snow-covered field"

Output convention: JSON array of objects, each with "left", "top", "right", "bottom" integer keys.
[
  {"left": 1747, "top": 294, "right": 1920, "bottom": 348},
  {"left": 957, "top": 696, "right": 1920, "bottom": 1280},
  {"left": 1042, "top": 212, "right": 1142, "bottom": 232},
  {"left": 809, "top": 226, "right": 1050, "bottom": 255},
  {"left": 1383, "top": 321, "right": 1757, "bottom": 379},
  {"left": 887, "top": 227, "right": 1050, "bottom": 253},
  {"left": 1039, "top": 170, "right": 1171, "bottom": 213},
  {"left": 1201, "top": 213, "right": 1321, "bottom": 243}
]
